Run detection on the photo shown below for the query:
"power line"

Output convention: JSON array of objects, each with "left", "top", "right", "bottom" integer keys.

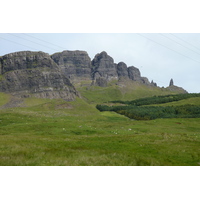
[
  {"left": 170, "top": 33, "right": 200, "bottom": 52},
  {"left": 22, "top": 33, "right": 66, "bottom": 50},
  {"left": 7, "top": 33, "right": 60, "bottom": 52},
  {"left": 137, "top": 33, "right": 200, "bottom": 64},
  {"left": 160, "top": 33, "right": 200, "bottom": 56},
  {"left": 0, "top": 36, "right": 38, "bottom": 51}
]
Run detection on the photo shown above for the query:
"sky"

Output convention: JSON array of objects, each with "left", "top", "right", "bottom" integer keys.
[
  {"left": 0, "top": 33, "right": 200, "bottom": 93},
  {"left": 1, "top": 0, "right": 200, "bottom": 199}
]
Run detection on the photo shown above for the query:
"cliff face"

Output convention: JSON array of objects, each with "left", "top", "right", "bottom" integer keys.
[
  {"left": 0, "top": 51, "right": 79, "bottom": 101},
  {"left": 1, "top": 51, "right": 57, "bottom": 73},
  {"left": 51, "top": 50, "right": 92, "bottom": 81},
  {"left": 0, "top": 50, "right": 187, "bottom": 101},
  {"left": 91, "top": 51, "right": 153, "bottom": 87},
  {"left": 91, "top": 51, "right": 118, "bottom": 80},
  {"left": 51, "top": 50, "right": 152, "bottom": 87},
  {"left": 116, "top": 62, "right": 129, "bottom": 79}
]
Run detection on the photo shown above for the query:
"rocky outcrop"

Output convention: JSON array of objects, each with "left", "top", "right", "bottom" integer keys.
[
  {"left": 127, "top": 66, "right": 151, "bottom": 85},
  {"left": 91, "top": 51, "right": 118, "bottom": 81},
  {"left": 93, "top": 77, "right": 108, "bottom": 87},
  {"left": 1, "top": 51, "right": 58, "bottom": 73},
  {"left": 128, "top": 66, "right": 141, "bottom": 81},
  {"left": 151, "top": 80, "right": 157, "bottom": 87},
  {"left": 0, "top": 51, "right": 79, "bottom": 101},
  {"left": 167, "top": 85, "right": 187, "bottom": 93},
  {"left": 51, "top": 50, "right": 92, "bottom": 81},
  {"left": 116, "top": 62, "right": 129, "bottom": 79},
  {"left": 0, "top": 50, "right": 186, "bottom": 100},
  {"left": 51, "top": 50, "right": 153, "bottom": 87},
  {"left": 169, "top": 78, "right": 174, "bottom": 86},
  {"left": 91, "top": 51, "right": 152, "bottom": 86},
  {"left": 167, "top": 79, "right": 187, "bottom": 93}
]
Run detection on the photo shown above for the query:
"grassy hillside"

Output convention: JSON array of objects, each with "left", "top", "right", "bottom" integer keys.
[
  {"left": 0, "top": 93, "right": 200, "bottom": 166},
  {"left": 0, "top": 92, "right": 10, "bottom": 106},
  {"left": 154, "top": 97, "right": 200, "bottom": 106},
  {"left": 77, "top": 81, "right": 183, "bottom": 103}
]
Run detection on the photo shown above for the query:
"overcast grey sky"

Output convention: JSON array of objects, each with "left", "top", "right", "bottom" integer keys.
[
  {"left": 1, "top": 0, "right": 200, "bottom": 93},
  {"left": 0, "top": 33, "right": 200, "bottom": 93},
  {"left": 1, "top": 0, "right": 200, "bottom": 199}
]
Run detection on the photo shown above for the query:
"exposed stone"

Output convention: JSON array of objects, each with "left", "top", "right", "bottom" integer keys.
[
  {"left": 51, "top": 50, "right": 92, "bottom": 80},
  {"left": 0, "top": 51, "right": 79, "bottom": 101},
  {"left": 1, "top": 51, "right": 57, "bottom": 74},
  {"left": 91, "top": 51, "right": 118, "bottom": 81},
  {"left": 93, "top": 77, "right": 108, "bottom": 87},
  {"left": 128, "top": 66, "right": 141, "bottom": 81},
  {"left": 151, "top": 80, "right": 157, "bottom": 87},
  {"left": 140, "top": 77, "right": 151, "bottom": 85},
  {"left": 127, "top": 66, "right": 151, "bottom": 85},
  {"left": 167, "top": 85, "right": 187, "bottom": 93},
  {"left": 167, "top": 79, "right": 187, "bottom": 93},
  {"left": 116, "top": 62, "right": 129, "bottom": 79},
  {"left": 169, "top": 78, "right": 174, "bottom": 86},
  {"left": 0, "top": 50, "right": 187, "bottom": 99}
]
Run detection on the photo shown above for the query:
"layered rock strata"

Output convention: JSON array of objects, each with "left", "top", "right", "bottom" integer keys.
[
  {"left": 0, "top": 49, "right": 186, "bottom": 100},
  {"left": 51, "top": 50, "right": 92, "bottom": 82},
  {"left": 0, "top": 51, "right": 79, "bottom": 101}
]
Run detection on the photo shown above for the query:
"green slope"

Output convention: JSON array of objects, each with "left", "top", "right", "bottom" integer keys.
[
  {"left": 0, "top": 92, "right": 200, "bottom": 166},
  {"left": 0, "top": 92, "right": 10, "bottom": 106},
  {"left": 154, "top": 97, "right": 200, "bottom": 106},
  {"left": 77, "top": 81, "right": 184, "bottom": 104}
]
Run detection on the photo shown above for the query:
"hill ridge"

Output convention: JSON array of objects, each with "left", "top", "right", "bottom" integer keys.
[{"left": 0, "top": 50, "right": 187, "bottom": 102}]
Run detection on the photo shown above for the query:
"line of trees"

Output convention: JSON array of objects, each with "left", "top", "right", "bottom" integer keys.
[
  {"left": 96, "top": 104, "right": 200, "bottom": 120},
  {"left": 109, "top": 93, "right": 200, "bottom": 106},
  {"left": 97, "top": 93, "right": 200, "bottom": 120}
]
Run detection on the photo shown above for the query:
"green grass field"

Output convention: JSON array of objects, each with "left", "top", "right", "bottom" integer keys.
[
  {"left": 0, "top": 91, "right": 200, "bottom": 166},
  {"left": 77, "top": 81, "right": 181, "bottom": 103}
]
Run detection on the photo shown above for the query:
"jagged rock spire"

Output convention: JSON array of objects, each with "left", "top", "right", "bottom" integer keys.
[
  {"left": 169, "top": 78, "right": 174, "bottom": 86},
  {"left": 151, "top": 80, "right": 157, "bottom": 87}
]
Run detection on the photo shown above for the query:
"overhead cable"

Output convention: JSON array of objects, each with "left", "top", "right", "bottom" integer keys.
[
  {"left": 160, "top": 33, "right": 200, "bottom": 56},
  {"left": 22, "top": 33, "right": 66, "bottom": 50},
  {"left": 0, "top": 36, "right": 38, "bottom": 51},
  {"left": 170, "top": 33, "right": 200, "bottom": 52},
  {"left": 137, "top": 33, "right": 200, "bottom": 64},
  {"left": 7, "top": 33, "right": 60, "bottom": 52}
]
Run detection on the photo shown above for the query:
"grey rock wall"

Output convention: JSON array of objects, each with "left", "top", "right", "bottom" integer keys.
[
  {"left": 0, "top": 50, "right": 163, "bottom": 100},
  {"left": 91, "top": 51, "right": 118, "bottom": 81},
  {"left": 51, "top": 50, "right": 92, "bottom": 80},
  {"left": 0, "top": 51, "right": 79, "bottom": 101}
]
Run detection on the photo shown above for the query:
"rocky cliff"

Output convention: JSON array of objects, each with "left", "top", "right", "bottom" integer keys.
[
  {"left": 51, "top": 50, "right": 92, "bottom": 82},
  {"left": 0, "top": 51, "right": 79, "bottom": 100},
  {"left": 0, "top": 50, "right": 187, "bottom": 101},
  {"left": 91, "top": 51, "right": 118, "bottom": 80},
  {"left": 91, "top": 51, "right": 152, "bottom": 86},
  {"left": 50, "top": 50, "right": 153, "bottom": 87}
]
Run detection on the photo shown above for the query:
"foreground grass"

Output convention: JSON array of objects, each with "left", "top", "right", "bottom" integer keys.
[{"left": 0, "top": 97, "right": 200, "bottom": 166}]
